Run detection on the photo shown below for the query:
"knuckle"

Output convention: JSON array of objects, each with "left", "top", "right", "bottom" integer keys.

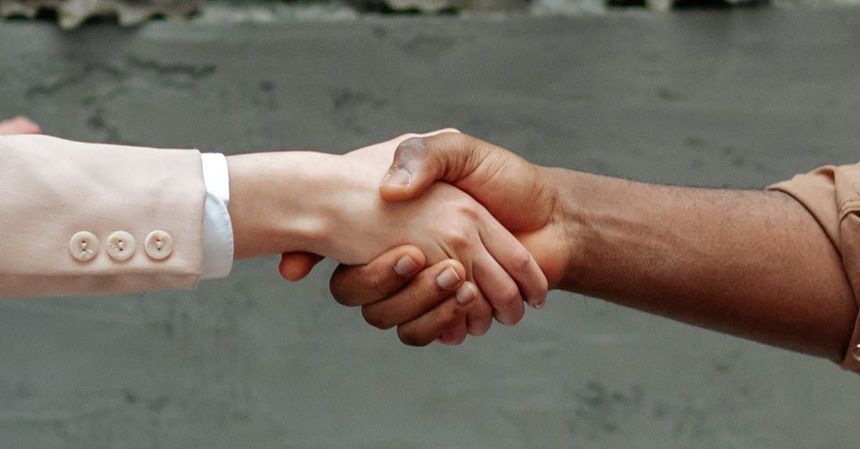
[
  {"left": 370, "top": 274, "right": 389, "bottom": 298},
  {"left": 437, "top": 304, "right": 465, "bottom": 328},
  {"left": 329, "top": 281, "right": 353, "bottom": 306},
  {"left": 451, "top": 333, "right": 467, "bottom": 345},
  {"left": 468, "top": 320, "right": 492, "bottom": 336},
  {"left": 333, "top": 295, "right": 352, "bottom": 307},
  {"left": 413, "top": 269, "right": 450, "bottom": 298},
  {"left": 361, "top": 307, "right": 394, "bottom": 330},
  {"left": 329, "top": 266, "right": 368, "bottom": 306},
  {"left": 397, "top": 327, "right": 430, "bottom": 347},
  {"left": 511, "top": 247, "right": 533, "bottom": 272},
  {"left": 442, "top": 131, "right": 466, "bottom": 145},
  {"left": 494, "top": 309, "right": 521, "bottom": 326},
  {"left": 454, "top": 201, "right": 481, "bottom": 221},
  {"left": 500, "top": 283, "right": 522, "bottom": 306},
  {"left": 445, "top": 227, "right": 472, "bottom": 252},
  {"left": 450, "top": 133, "right": 479, "bottom": 155},
  {"left": 469, "top": 300, "right": 493, "bottom": 322}
]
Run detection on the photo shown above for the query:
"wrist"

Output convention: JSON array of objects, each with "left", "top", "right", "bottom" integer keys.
[
  {"left": 227, "top": 151, "right": 341, "bottom": 259},
  {"left": 542, "top": 166, "right": 592, "bottom": 292}
]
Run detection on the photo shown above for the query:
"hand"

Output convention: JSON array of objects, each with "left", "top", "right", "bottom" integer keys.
[
  {"left": 278, "top": 130, "right": 458, "bottom": 281},
  {"left": 0, "top": 116, "right": 42, "bottom": 135},
  {"left": 327, "top": 244, "right": 478, "bottom": 346},
  {"left": 328, "top": 132, "right": 572, "bottom": 345},
  {"left": 379, "top": 132, "right": 569, "bottom": 283},
  {"left": 331, "top": 135, "right": 548, "bottom": 326},
  {"left": 229, "top": 132, "right": 548, "bottom": 328}
]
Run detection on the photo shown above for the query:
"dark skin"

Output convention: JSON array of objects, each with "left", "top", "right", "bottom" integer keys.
[{"left": 282, "top": 132, "right": 857, "bottom": 360}]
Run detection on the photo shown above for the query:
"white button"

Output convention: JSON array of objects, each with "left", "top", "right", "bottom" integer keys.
[
  {"left": 852, "top": 344, "right": 860, "bottom": 363},
  {"left": 69, "top": 231, "right": 99, "bottom": 262},
  {"left": 144, "top": 230, "right": 174, "bottom": 260},
  {"left": 106, "top": 231, "right": 136, "bottom": 261}
]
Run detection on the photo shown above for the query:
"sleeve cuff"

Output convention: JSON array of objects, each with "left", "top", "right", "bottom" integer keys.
[
  {"left": 768, "top": 163, "right": 860, "bottom": 373},
  {"left": 200, "top": 153, "right": 234, "bottom": 279}
]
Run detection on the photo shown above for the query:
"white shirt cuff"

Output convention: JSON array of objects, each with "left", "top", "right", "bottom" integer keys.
[{"left": 200, "top": 153, "right": 234, "bottom": 279}]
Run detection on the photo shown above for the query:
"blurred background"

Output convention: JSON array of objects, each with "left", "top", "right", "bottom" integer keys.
[{"left": 2, "top": 1, "right": 860, "bottom": 448}]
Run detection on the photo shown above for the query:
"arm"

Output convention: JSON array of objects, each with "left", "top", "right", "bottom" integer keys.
[
  {"left": 0, "top": 131, "right": 545, "bottom": 310},
  {"left": 331, "top": 132, "right": 857, "bottom": 362},
  {"left": 548, "top": 170, "right": 855, "bottom": 360},
  {"left": 0, "top": 134, "right": 207, "bottom": 297}
]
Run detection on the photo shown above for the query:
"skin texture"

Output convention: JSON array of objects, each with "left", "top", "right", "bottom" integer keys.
[
  {"left": 227, "top": 132, "right": 548, "bottom": 330},
  {"left": 326, "top": 132, "right": 857, "bottom": 361}
]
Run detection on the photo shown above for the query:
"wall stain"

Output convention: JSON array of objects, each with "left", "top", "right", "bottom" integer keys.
[
  {"left": 126, "top": 56, "right": 216, "bottom": 87},
  {"left": 26, "top": 63, "right": 126, "bottom": 99},
  {"left": 570, "top": 382, "right": 645, "bottom": 440},
  {"left": 656, "top": 86, "right": 681, "bottom": 102},
  {"left": 685, "top": 136, "right": 704, "bottom": 147}
]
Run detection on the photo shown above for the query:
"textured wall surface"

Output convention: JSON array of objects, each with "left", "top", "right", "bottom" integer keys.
[{"left": 1, "top": 10, "right": 860, "bottom": 448}]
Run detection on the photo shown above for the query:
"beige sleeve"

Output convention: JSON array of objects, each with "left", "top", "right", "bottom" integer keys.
[
  {"left": 0, "top": 135, "right": 206, "bottom": 298},
  {"left": 768, "top": 163, "right": 860, "bottom": 373}
]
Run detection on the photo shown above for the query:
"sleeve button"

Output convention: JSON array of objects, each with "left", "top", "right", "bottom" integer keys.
[
  {"left": 106, "top": 231, "right": 136, "bottom": 261},
  {"left": 69, "top": 231, "right": 99, "bottom": 262},
  {"left": 145, "top": 230, "right": 174, "bottom": 260}
]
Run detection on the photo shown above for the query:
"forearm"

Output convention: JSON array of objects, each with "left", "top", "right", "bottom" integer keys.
[
  {"left": 225, "top": 149, "right": 444, "bottom": 264},
  {"left": 551, "top": 168, "right": 857, "bottom": 360}
]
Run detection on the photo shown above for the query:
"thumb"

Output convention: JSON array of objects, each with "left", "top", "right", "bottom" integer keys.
[
  {"left": 379, "top": 132, "right": 482, "bottom": 202},
  {"left": 279, "top": 252, "right": 324, "bottom": 282}
]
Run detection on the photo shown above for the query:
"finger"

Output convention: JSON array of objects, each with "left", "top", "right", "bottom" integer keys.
[
  {"left": 437, "top": 282, "right": 489, "bottom": 338},
  {"left": 480, "top": 219, "right": 548, "bottom": 308},
  {"left": 330, "top": 245, "right": 426, "bottom": 307},
  {"left": 463, "top": 284, "right": 493, "bottom": 336},
  {"left": 279, "top": 252, "right": 324, "bottom": 281},
  {"left": 472, "top": 248, "right": 526, "bottom": 326},
  {"left": 396, "top": 297, "right": 468, "bottom": 347},
  {"left": 437, "top": 318, "right": 468, "bottom": 345},
  {"left": 380, "top": 132, "right": 482, "bottom": 202},
  {"left": 361, "top": 260, "right": 468, "bottom": 330},
  {"left": 0, "top": 116, "right": 42, "bottom": 135}
]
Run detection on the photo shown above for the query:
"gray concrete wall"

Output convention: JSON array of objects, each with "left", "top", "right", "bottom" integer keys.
[{"left": 1, "top": 10, "right": 859, "bottom": 448}]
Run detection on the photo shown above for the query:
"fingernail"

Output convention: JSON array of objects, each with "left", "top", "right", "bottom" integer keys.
[
  {"left": 383, "top": 168, "right": 411, "bottom": 186},
  {"left": 436, "top": 267, "right": 461, "bottom": 290},
  {"left": 394, "top": 256, "right": 419, "bottom": 277},
  {"left": 527, "top": 293, "right": 547, "bottom": 309},
  {"left": 455, "top": 284, "right": 475, "bottom": 306}
]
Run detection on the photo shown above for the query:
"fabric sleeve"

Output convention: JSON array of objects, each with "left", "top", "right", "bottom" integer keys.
[
  {"left": 767, "top": 162, "right": 860, "bottom": 373},
  {"left": 0, "top": 135, "right": 206, "bottom": 297},
  {"left": 200, "top": 153, "right": 234, "bottom": 279}
]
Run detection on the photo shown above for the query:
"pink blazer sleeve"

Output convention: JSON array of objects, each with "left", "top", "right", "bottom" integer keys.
[{"left": 0, "top": 135, "right": 206, "bottom": 297}]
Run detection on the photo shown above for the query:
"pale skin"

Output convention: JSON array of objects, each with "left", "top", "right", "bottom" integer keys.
[
  {"left": 2, "top": 118, "right": 548, "bottom": 337},
  {"left": 226, "top": 132, "right": 549, "bottom": 333},
  {"left": 287, "top": 132, "right": 857, "bottom": 361}
]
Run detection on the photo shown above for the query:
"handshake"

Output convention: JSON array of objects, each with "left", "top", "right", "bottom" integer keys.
[
  {"left": 228, "top": 129, "right": 571, "bottom": 346},
  {"left": 3, "top": 116, "right": 852, "bottom": 367}
]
